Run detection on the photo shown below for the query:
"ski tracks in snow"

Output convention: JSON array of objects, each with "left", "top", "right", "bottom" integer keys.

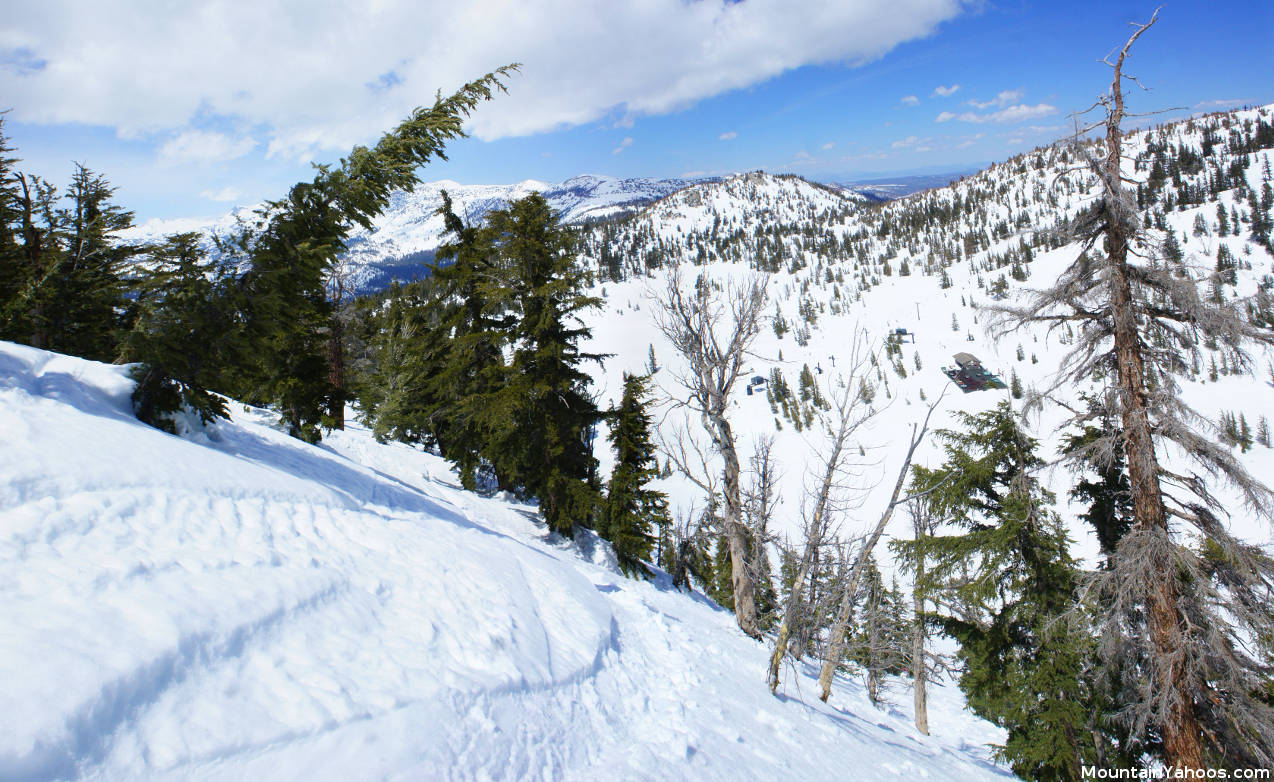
[{"left": 1, "top": 343, "right": 1009, "bottom": 781}]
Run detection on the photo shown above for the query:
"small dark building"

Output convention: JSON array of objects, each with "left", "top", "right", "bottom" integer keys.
[{"left": 953, "top": 352, "right": 981, "bottom": 369}]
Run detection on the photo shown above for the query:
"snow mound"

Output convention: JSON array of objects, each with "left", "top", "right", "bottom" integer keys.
[{"left": 0, "top": 341, "right": 1008, "bottom": 781}]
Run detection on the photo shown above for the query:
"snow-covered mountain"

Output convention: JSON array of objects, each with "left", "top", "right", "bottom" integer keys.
[
  {"left": 122, "top": 174, "right": 711, "bottom": 292},
  {"left": 119, "top": 172, "right": 911, "bottom": 292},
  {"left": 833, "top": 170, "right": 982, "bottom": 201},
  {"left": 0, "top": 340, "right": 1010, "bottom": 780},
  {"left": 576, "top": 106, "right": 1274, "bottom": 570}
]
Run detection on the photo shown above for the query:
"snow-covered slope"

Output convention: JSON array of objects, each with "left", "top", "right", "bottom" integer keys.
[
  {"left": 577, "top": 107, "right": 1274, "bottom": 572},
  {"left": 0, "top": 340, "right": 1010, "bottom": 781}
]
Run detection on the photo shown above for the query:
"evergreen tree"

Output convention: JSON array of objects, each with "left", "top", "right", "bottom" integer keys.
[
  {"left": 476, "top": 194, "right": 605, "bottom": 535},
  {"left": 358, "top": 280, "right": 441, "bottom": 446},
  {"left": 0, "top": 147, "right": 136, "bottom": 361},
  {"left": 123, "top": 233, "right": 239, "bottom": 432},
  {"left": 2, "top": 171, "right": 60, "bottom": 349},
  {"left": 602, "top": 372, "right": 670, "bottom": 576},
  {"left": 46, "top": 164, "right": 137, "bottom": 361},
  {"left": 910, "top": 403, "right": 1095, "bottom": 780},
  {"left": 417, "top": 192, "right": 514, "bottom": 488},
  {"left": 1061, "top": 395, "right": 1134, "bottom": 561},
  {"left": 215, "top": 67, "right": 517, "bottom": 442},
  {"left": 710, "top": 532, "right": 735, "bottom": 609},
  {"left": 848, "top": 558, "right": 910, "bottom": 706},
  {"left": 0, "top": 118, "right": 27, "bottom": 334}
]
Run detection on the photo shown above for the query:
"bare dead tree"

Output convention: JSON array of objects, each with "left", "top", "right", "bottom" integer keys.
[
  {"left": 744, "top": 435, "right": 782, "bottom": 624},
  {"left": 653, "top": 266, "right": 769, "bottom": 638},
  {"left": 818, "top": 388, "right": 946, "bottom": 703},
  {"left": 768, "top": 345, "right": 876, "bottom": 693},
  {"left": 985, "top": 10, "right": 1274, "bottom": 769},
  {"left": 743, "top": 435, "right": 781, "bottom": 547},
  {"left": 905, "top": 496, "right": 934, "bottom": 735}
]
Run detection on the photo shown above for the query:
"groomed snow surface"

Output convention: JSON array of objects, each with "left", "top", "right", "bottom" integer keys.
[{"left": 0, "top": 341, "right": 1010, "bottom": 781}]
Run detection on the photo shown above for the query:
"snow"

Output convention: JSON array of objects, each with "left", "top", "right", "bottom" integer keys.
[
  {"left": 118, "top": 175, "right": 706, "bottom": 294},
  {"left": 13, "top": 104, "right": 1273, "bottom": 780},
  {"left": 578, "top": 111, "right": 1274, "bottom": 582},
  {"left": 0, "top": 340, "right": 1010, "bottom": 781}
]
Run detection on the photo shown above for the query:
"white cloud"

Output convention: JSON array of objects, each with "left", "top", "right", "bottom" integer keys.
[
  {"left": 935, "top": 103, "right": 1057, "bottom": 124},
  {"left": 612, "top": 136, "right": 634, "bottom": 155},
  {"left": 900, "top": 94, "right": 920, "bottom": 106},
  {"left": 1194, "top": 98, "right": 1247, "bottom": 109},
  {"left": 932, "top": 84, "right": 960, "bottom": 97},
  {"left": 1020, "top": 124, "right": 1063, "bottom": 134},
  {"left": 199, "top": 186, "right": 242, "bottom": 201},
  {"left": 967, "top": 88, "right": 1023, "bottom": 109},
  {"left": 915, "top": 145, "right": 931, "bottom": 152},
  {"left": 891, "top": 134, "right": 925, "bottom": 148},
  {"left": 158, "top": 130, "right": 256, "bottom": 165},
  {"left": 3, "top": 0, "right": 969, "bottom": 158},
  {"left": 821, "top": 141, "right": 835, "bottom": 150},
  {"left": 719, "top": 131, "right": 738, "bottom": 141}
]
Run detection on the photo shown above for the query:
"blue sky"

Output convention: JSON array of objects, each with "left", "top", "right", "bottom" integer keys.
[{"left": 3, "top": 0, "right": 1271, "bottom": 222}]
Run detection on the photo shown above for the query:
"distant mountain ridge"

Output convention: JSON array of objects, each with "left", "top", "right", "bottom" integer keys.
[
  {"left": 123, "top": 173, "right": 715, "bottom": 291},
  {"left": 115, "top": 160, "right": 1067, "bottom": 293},
  {"left": 832, "top": 169, "right": 983, "bottom": 201}
]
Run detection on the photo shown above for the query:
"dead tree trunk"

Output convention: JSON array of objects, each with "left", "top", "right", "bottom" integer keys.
[
  {"left": 768, "top": 356, "right": 873, "bottom": 693},
  {"left": 818, "top": 393, "right": 942, "bottom": 702},
  {"left": 908, "top": 498, "right": 931, "bottom": 736},
  {"left": 716, "top": 415, "right": 760, "bottom": 635},
  {"left": 655, "top": 267, "right": 768, "bottom": 639},
  {"left": 911, "top": 577, "right": 928, "bottom": 734},
  {"left": 1095, "top": 12, "right": 1204, "bottom": 770}
]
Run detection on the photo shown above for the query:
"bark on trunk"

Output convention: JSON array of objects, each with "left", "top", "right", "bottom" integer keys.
[
  {"left": 327, "top": 315, "right": 345, "bottom": 430},
  {"left": 1100, "top": 17, "right": 1204, "bottom": 767},
  {"left": 911, "top": 561, "right": 929, "bottom": 735},
  {"left": 717, "top": 415, "right": 760, "bottom": 639}
]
